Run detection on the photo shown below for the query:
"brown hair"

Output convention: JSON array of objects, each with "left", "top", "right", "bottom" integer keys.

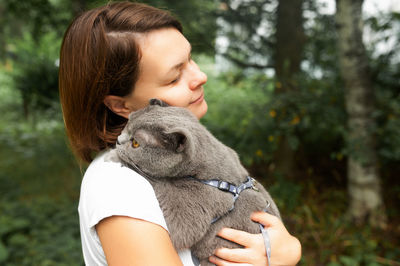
[{"left": 59, "top": 1, "right": 182, "bottom": 163}]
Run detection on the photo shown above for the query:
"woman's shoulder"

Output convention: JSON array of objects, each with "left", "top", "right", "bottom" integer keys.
[
  {"left": 78, "top": 149, "right": 167, "bottom": 229},
  {"left": 82, "top": 149, "right": 151, "bottom": 191}
]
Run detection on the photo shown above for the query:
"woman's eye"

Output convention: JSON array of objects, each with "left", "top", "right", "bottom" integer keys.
[
  {"left": 132, "top": 138, "right": 140, "bottom": 148},
  {"left": 170, "top": 75, "right": 180, "bottom": 84}
]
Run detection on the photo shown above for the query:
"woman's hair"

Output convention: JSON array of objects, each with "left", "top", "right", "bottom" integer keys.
[{"left": 59, "top": 1, "right": 182, "bottom": 163}]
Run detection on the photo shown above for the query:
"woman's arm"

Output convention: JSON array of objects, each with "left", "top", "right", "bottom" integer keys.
[
  {"left": 209, "top": 212, "right": 301, "bottom": 266},
  {"left": 96, "top": 216, "right": 183, "bottom": 266}
]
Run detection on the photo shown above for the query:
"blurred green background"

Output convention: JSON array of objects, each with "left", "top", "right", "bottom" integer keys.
[{"left": 0, "top": 0, "right": 399, "bottom": 265}]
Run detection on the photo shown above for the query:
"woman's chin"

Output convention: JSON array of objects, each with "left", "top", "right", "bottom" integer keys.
[{"left": 192, "top": 100, "right": 208, "bottom": 119}]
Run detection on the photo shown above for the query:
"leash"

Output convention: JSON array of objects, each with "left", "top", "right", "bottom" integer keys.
[
  {"left": 259, "top": 203, "right": 272, "bottom": 266},
  {"left": 259, "top": 223, "right": 272, "bottom": 265}
]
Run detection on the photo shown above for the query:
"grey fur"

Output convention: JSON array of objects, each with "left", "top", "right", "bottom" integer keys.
[{"left": 107, "top": 99, "right": 280, "bottom": 265}]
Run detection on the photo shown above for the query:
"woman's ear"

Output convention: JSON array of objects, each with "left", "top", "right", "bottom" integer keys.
[{"left": 104, "top": 95, "right": 132, "bottom": 119}]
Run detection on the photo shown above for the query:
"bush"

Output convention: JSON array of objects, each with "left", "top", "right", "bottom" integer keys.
[
  {"left": 9, "top": 32, "right": 60, "bottom": 117},
  {"left": 0, "top": 69, "right": 82, "bottom": 264},
  {"left": 0, "top": 116, "right": 83, "bottom": 265},
  {"left": 0, "top": 197, "right": 82, "bottom": 266},
  {"left": 202, "top": 69, "right": 346, "bottom": 168}
]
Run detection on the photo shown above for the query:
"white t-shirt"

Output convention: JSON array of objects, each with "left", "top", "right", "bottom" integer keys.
[{"left": 78, "top": 150, "right": 196, "bottom": 265}]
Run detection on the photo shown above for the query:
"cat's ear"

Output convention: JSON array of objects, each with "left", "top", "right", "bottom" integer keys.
[
  {"left": 174, "top": 132, "right": 187, "bottom": 153},
  {"left": 117, "top": 112, "right": 135, "bottom": 145},
  {"left": 117, "top": 131, "right": 130, "bottom": 145},
  {"left": 166, "top": 127, "right": 194, "bottom": 156},
  {"left": 134, "top": 128, "right": 164, "bottom": 148},
  {"left": 128, "top": 111, "right": 136, "bottom": 120},
  {"left": 149, "top": 98, "right": 169, "bottom": 107}
]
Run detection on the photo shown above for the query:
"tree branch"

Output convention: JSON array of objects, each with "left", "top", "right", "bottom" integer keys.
[{"left": 220, "top": 52, "right": 274, "bottom": 69}]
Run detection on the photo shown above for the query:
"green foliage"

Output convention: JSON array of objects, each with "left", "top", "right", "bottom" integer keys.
[
  {"left": 2, "top": 0, "right": 76, "bottom": 40},
  {"left": 303, "top": 4, "right": 339, "bottom": 79},
  {"left": 230, "top": 161, "right": 400, "bottom": 266},
  {"left": 141, "top": 0, "right": 218, "bottom": 55},
  {"left": 0, "top": 0, "right": 399, "bottom": 264},
  {"left": 202, "top": 69, "right": 275, "bottom": 165},
  {"left": 268, "top": 175, "right": 302, "bottom": 212},
  {"left": 0, "top": 69, "right": 82, "bottom": 264},
  {"left": 9, "top": 32, "right": 60, "bottom": 116},
  {"left": 279, "top": 178, "right": 400, "bottom": 266},
  {"left": 0, "top": 119, "right": 83, "bottom": 265},
  {"left": 0, "top": 197, "right": 82, "bottom": 265},
  {"left": 375, "top": 88, "right": 400, "bottom": 162},
  {"left": 202, "top": 66, "right": 346, "bottom": 167},
  {"left": 367, "top": 12, "right": 400, "bottom": 163},
  {"left": 0, "top": 67, "right": 20, "bottom": 118},
  {"left": 216, "top": 0, "right": 275, "bottom": 68}
]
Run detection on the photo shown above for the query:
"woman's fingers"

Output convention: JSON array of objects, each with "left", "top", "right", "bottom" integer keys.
[
  {"left": 209, "top": 255, "right": 252, "bottom": 266},
  {"left": 215, "top": 228, "right": 268, "bottom": 266},
  {"left": 251, "top": 211, "right": 302, "bottom": 266},
  {"left": 213, "top": 247, "right": 251, "bottom": 263},
  {"left": 214, "top": 213, "right": 301, "bottom": 266},
  {"left": 250, "top": 212, "right": 281, "bottom": 228},
  {"left": 217, "top": 227, "right": 255, "bottom": 247}
]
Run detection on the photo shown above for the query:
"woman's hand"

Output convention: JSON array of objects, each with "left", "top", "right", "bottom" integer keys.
[{"left": 209, "top": 212, "right": 301, "bottom": 266}]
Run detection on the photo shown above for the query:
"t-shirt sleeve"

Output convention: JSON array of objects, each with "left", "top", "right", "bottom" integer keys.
[
  {"left": 78, "top": 155, "right": 169, "bottom": 232},
  {"left": 78, "top": 152, "right": 196, "bottom": 266}
]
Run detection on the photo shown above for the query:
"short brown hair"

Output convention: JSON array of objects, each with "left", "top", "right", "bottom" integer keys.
[{"left": 59, "top": 1, "right": 182, "bottom": 163}]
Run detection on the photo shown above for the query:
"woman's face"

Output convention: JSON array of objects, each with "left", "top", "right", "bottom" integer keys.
[{"left": 124, "top": 28, "right": 208, "bottom": 119}]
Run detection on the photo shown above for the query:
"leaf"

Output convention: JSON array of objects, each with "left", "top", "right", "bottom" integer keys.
[
  {"left": 0, "top": 216, "right": 30, "bottom": 236},
  {"left": 287, "top": 135, "right": 300, "bottom": 150},
  {"left": 0, "top": 241, "right": 9, "bottom": 263},
  {"left": 339, "top": 255, "right": 360, "bottom": 266}
]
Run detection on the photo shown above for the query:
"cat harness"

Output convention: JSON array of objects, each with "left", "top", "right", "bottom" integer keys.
[
  {"left": 126, "top": 162, "right": 272, "bottom": 265},
  {"left": 190, "top": 176, "right": 261, "bottom": 221},
  {"left": 190, "top": 175, "right": 272, "bottom": 266}
]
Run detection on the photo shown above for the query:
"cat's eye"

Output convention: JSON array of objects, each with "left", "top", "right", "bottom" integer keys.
[{"left": 132, "top": 138, "right": 140, "bottom": 148}]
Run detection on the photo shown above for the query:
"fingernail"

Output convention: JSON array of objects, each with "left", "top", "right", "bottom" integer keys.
[{"left": 217, "top": 227, "right": 227, "bottom": 235}]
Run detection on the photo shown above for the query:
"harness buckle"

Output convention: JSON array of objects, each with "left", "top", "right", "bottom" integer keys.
[
  {"left": 218, "top": 181, "right": 230, "bottom": 192},
  {"left": 251, "top": 177, "right": 259, "bottom": 191}
]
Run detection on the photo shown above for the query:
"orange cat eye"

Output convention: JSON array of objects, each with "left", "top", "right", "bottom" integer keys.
[{"left": 132, "top": 139, "right": 140, "bottom": 148}]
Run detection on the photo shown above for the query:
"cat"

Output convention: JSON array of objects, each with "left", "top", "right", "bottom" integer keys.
[{"left": 106, "top": 99, "right": 280, "bottom": 266}]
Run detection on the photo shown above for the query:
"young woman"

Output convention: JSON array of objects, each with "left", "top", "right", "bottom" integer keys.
[{"left": 59, "top": 2, "right": 301, "bottom": 265}]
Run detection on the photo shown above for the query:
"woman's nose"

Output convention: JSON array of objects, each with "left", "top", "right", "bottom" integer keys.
[{"left": 188, "top": 61, "right": 207, "bottom": 90}]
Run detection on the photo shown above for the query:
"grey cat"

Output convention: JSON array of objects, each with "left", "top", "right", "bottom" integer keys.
[{"left": 107, "top": 99, "right": 280, "bottom": 265}]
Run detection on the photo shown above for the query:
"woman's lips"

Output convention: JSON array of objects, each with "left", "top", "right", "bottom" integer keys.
[{"left": 190, "top": 92, "right": 204, "bottom": 104}]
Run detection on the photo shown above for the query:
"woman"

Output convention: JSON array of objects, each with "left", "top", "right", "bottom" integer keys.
[{"left": 59, "top": 2, "right": 301, "bottom": 265}]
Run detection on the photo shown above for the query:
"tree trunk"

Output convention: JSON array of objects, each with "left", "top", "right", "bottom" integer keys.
[
  {"left": 273, "top": 0, "right": 305, "bottom": 177},
  {"left": 335, "top": 0, "right": 387, "bottom": 228},
  {"left": 0, "top": 4, "right": 6, "bottom": 61},
  {"left": 275, "top": 0, "right": 304, "bottom": 86}
]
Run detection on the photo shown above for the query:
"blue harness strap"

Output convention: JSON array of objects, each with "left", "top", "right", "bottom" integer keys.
[
  {"left": 197, "top": 176, "right": 258, "bottom": 195},
  {"left": 190, "top": 176, "right": 258, "bottom": 223}
]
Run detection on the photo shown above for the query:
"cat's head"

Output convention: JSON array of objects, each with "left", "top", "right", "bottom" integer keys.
[{"left": 116, "top": 99, "right": 196, "bottom": 178}]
